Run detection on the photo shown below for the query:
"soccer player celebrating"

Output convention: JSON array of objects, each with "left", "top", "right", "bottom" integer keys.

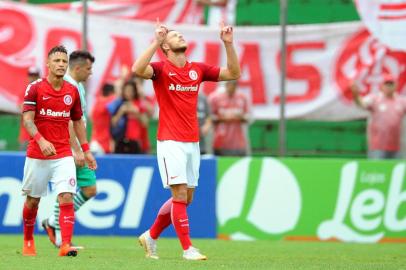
[
  {"left": 132, "top": 21, "right": 240, "bottom": 260},
  {"left": 21, "top": 45, "right": 97, "bottom": 257},
  {"left": 42, "top": 50, "right": 97, "bottom": 248}
]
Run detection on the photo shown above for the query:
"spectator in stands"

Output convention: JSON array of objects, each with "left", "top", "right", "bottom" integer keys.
[
  {"left": 209, "top": 80, "right": 250, "bottom": 156},
  {"left": 90, "top": 83, "right": 116, "bottom": 154},
  {"left": 134, "top": 77, "right": 155, "bottom": 154},
  {"left": 197, "top": 91, "right": 212, "bottom": 154},
  {"left": 108, "top": 80, "right": 149, "bottom": 154},
  {"left": 19, "top": 66, "right": 41, "bottom": 150},
  {"left": 114, "top": 66, "right": 155, "bottom": 153},
  {"left": 351, "top": 74, "right": 406, "bottom": 159}
]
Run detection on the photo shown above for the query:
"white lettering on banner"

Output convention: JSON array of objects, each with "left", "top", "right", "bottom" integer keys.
[
  {"left": 0, "top": 177, "right": 24, "bottom": 226},
  {"left": 0, "top": 167, "right": 154, "bottom": 230},
  {"left": 120, "top": 167, "right": 154, "bottom": 228},
  {"left": 0, "top": 177, "right": 57, "bottom": 229},
  {"left": 317, "top": 162, "right": 406, "bottom": 243},
  {"left": 350, "top": 190, "right": 384, "bottom": 231},
  {"left": 76, "top": 179, "right": 125, "bottom": 229},
  {"left": 3, "top": 2, "right": 405, "bottom": 120},
  {"left": 384, "top": 164, "right": 406, "bottom": 231}
]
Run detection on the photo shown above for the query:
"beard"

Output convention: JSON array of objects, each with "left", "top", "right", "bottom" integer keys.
[{"left": 171, "top": 44, "right": 187, "bottom": 54}]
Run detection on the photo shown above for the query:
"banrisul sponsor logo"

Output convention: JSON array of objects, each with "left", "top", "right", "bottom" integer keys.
[
  {"left": 318, "top": 161, "right": 406, "bottom": 243},
  {"left": 217, "top": 157, "right": 302, "bottom": 240},
  {"left": 39, "top": 108, "right": 70, "bottom": 117},
  {"left": 168, "top": 83, "right": 198, "bottom": 92}
]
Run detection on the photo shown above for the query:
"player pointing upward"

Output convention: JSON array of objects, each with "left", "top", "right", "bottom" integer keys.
[{"left": 132, "top": 20, "right": 240, "bottom": 260}]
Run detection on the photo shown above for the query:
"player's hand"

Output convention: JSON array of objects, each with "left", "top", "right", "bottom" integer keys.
[
  {"left": 120, "top": 65, "right": 130, "bottom": 80},
  {"left": 73, "top": 150, "right": 85, "bottom": 167},
  {"left": 38, "top": 138, "right": 56, "bottom": 157},
  {"left": 84, "top": 151, "right": 97, "bottom": 170},
  {"left": 155, "top": 18, "right": 168, "bottom": 44},
  {"left": 220, "top": 21, "right": 233, "bottom": 44},
  {"left": 350, "top": 82, "right": 359, "bottom": 94}
]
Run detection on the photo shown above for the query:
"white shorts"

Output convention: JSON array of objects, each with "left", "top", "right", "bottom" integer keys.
[
  {"left": 157, "top": 140, "right": 200, "bottom": 189},
  {"left": 22, "top": 156, "right": 77, "bottom": 198}
]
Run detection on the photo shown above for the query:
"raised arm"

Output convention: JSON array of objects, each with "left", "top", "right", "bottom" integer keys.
[
  {"left": 132, "top": 21, "right": 168, "bottom": 79},
  {"left": 218, "top": 22, "right": 241, "bottom": 81},
  {"left": 351, "top": 83, "right": 368, "bottom": 109}
]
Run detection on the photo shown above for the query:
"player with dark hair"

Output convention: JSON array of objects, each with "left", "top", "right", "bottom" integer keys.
[
  {"left": 132, "top": 21, "right": 240, "bottom": 260},
  {"left": 21, "top": 45, "right": 97, "bottom": 257},
  {"left": 42, "top": 50, "right": 97, "bottom": 248}
]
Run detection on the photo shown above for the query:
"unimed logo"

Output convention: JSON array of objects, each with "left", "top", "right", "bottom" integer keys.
[{"left": 217, "top": 157, "right": 302, "bottom": 240}]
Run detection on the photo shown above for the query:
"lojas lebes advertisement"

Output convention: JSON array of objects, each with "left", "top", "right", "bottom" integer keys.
[{"left": 217, "top": 157, "right": 406, "bottom": 243}]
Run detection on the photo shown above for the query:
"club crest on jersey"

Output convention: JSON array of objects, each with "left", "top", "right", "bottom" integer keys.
[
  {"left": 189, "top": 70, "right": 198, "bottom": 80},
  {"left": 64, "top": 94, "right": 73, "bottom": 105},
  {"left": 69, "top": 177, "right": 76, "bottom": 187}
]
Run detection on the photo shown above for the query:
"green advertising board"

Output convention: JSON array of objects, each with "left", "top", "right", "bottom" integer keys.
[{"left": 217, "top": 158, "right": 406, "bottom": 243}]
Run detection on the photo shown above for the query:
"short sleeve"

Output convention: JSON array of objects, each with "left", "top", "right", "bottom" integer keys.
[
  {"left": 195, "top": 62, "right": 220, "bottom": 82},
  {"left": 150, "top": 62, "right": 164, "bottom": 81},
  {"left": 70, "top": 91, "right": 83, "bottom": 121},
  {"left": 22, "top": 83, "right": 38, "bottom": 112}
]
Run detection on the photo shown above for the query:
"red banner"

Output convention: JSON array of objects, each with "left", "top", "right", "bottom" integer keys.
[{"left": 1, "top": 2, "right": 405, "bottom": 120}]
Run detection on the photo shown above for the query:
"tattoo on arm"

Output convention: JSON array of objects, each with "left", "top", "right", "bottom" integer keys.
[{"left": 22, "top": 112, "right": 38, "bottom": 137}]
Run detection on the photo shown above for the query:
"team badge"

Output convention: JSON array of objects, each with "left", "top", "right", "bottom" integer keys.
[
  {"left": 69, "top": 177, "right": 76, "bottom": 186},
  {"left": 189, "top": 70, "right": 198, "bottom": 80},
  {"left": 64, "top": 95, "right": 72, "bottom": 105}
]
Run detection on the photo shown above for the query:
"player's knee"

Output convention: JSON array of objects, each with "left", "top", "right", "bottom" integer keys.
[
  {"left": 82, "top": 186, "right": 97, "bottom": 198},
  {"left": 58, "top": 192, "right": 74, "bottom": 204},
  {"left": 26, "top": 197, "right": 40, "bottom": 208},
  {"left": 172, "top": 191, "right": 188, "bottom": 202},
  {"left": 171, "top": 184, "right": 188, "bottom": 202}
]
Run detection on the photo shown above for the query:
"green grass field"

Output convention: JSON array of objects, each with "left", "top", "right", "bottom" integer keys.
[{"left": 0, "top": 235, "right": 405, "bottom": 270}]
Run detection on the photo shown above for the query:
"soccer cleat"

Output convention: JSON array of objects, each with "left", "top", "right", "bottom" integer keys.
[
  {"left": 138, "top": 230, "right": 159, "bottom": 259},
  {"left": 58, "top": 243, "right": 78, "bottom": 257},
  {"left": 22, "top": 239, "right": 37, "bottom": 256},
  {"left": 41, "top": 219, "right": 57, "bottom": 247},
  {"left": 183, "top": 246, "right": 207, "bottom": 260}
]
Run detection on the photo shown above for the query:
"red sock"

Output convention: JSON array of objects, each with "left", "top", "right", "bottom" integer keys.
[
  {"left": 59, "top": 203, "right": 75, "bottom": 245},
  {"left": 171, "top": 200, "right": 192, "bottom": 250},
  {"left": 23, "top": 203, "right": 38, "bottom": 241},
  {"left": 150, "top": 198, "right": 173, "bottom": 239}
]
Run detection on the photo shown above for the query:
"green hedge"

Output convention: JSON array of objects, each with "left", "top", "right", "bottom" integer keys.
[{"left": 0, "top": 114, "right": 366, "bottom": 157}]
